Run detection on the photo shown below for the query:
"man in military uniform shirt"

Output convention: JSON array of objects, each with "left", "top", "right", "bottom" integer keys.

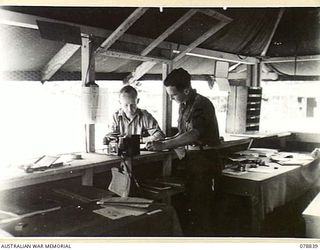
[{"left": 146, "top": 68, "right": 222, "bottom": 236}]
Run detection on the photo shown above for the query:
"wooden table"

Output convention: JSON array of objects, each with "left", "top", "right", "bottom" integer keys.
[
  {"left": 221, "top": 155, "right": 319, "bottom": 234},
  {"left": 0, "top": 132, "right": 291, "bottom": 192},
  {"left": 0, "top": 151, "right": 174, "bottom": 191}
]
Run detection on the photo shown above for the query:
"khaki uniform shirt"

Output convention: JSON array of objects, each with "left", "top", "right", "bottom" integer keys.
[
  {"left": 111, "top": 108, "right": 165, "bottom": 140},
  {"left": 178, "top": 89, "right": 220, "bottom": 146}
]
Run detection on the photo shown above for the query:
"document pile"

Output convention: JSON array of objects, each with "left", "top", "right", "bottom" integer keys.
[
  {"left": 94, "top": 197, "right": 153, "bottom": 220},
  {"left": 270, "top": 152, "right": 315, "bottom": 166}
]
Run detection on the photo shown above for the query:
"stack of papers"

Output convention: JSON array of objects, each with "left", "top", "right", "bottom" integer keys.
[
  {"left": 94, "top": 197, "right": 154, "bottom": 220},
  {"left": 97, "top": 197, "right": 153, "bottom": 208},
  {"left": 235, "top": 148, "right": 278, "bottom": 158},
  {"left": 93, "top": 206, "right": 146, "bottom": 220},
  {"left": 270, "top": 152, "right": 314, "bottom": 165},
  {"left": 248, "top": 166, "right": 279, "bottom": 173},
  {"left": 222, "top": 168, "right": 247, "bottom": 176}
]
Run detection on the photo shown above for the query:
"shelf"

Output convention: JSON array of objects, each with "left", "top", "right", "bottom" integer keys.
[
  {"left": 248, "top": 94, "right": 262, "bottom": 97},
  {"left": 246, "top": 123, "right": 260, "bottom": 128}
]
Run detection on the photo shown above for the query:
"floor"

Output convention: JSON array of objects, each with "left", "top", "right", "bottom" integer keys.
[{"left": 172, "top": 187, "right": 320, "bottom": 238}]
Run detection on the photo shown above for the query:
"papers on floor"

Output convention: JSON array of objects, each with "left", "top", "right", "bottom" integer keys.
[
  {"left": 94, "top": 197, "right": 154, "bottom": 220},
  {"left": 96, "top": 197, "right": 153, "bottom": 208},
  {"left": 93, "top": 206, "right": 146, "bottom": 220}
]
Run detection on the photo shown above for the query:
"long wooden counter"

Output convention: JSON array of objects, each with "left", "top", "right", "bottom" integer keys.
[
  {"left": 0, "top": 151, "right": 173, "bottom": 191},
  {"left": 0, "top": 132, "right": 292, "bottom": 192}
]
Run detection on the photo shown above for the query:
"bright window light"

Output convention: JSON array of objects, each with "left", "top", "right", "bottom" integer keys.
[
  {"left": 0, "top": 81, "right": 84, "bottom": 167},
  {"left": 260, "top": 81, "right": 320, "bottom": 133}
]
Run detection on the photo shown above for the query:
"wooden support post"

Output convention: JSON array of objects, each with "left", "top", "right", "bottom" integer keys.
[
  {"left": 162, "top": 154, "right": 172, "bottom": 177},
  {"left": 82, "top": 34, "right": 96, "bottom": 153},
  {"left": 82, "top": 168, "right": 94, "bottom": 186},
  {"left": 162, "top": 63, "right": 173, "bottom": 136},
  {"left": 248, "top": 63, "right": 262, "bottom": 87},
  {"left": 255, "top": 63, "right": 262, "bottom": 87},
  {"left": 246, "top": 65, "right": 253, "bottom": 87}
]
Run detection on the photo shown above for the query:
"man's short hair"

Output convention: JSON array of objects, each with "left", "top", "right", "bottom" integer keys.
[
  {"left": 119, "top": 85, "right": 138, "bottom": 98},
  {"left": 164, "top": 68, "right": 191, "bottom": 91}
]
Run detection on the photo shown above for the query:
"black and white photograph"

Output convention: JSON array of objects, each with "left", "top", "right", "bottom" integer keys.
[{"left": 0, "top": 2, "right": 319, "bottom": 246}]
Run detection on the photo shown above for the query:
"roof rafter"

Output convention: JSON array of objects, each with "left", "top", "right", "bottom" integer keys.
[
  {"left": 97, "top": 7, "right": 148, "bottom": 52},
  {"left": 42, "top": 8, "right": 147, "bottom": 82},
  {"left": 173, "top": 14, "right": 232, "bottom": 63},
  {"left": 41, "top": 43, "right": 80, "bottom": 82},
  {"left": 126, "top": 9, "right": 198, "bottom": 85},
  {"left": 228, "top": 63, "right": 241, "bottom": 72},
  {"left": 99, "top": 50, "right": 171, "bottom": 64},
  {"left": 141, "top": 9, "right": 197, "bottom": 56},
  {"left": 197, "top": 9, "right": 233, "bottom": 23},
  {"left": 0, "top": 9, "right": 257, "bottom": 65},
  {"left": 233, "top": 64, "right": 247, "bottom": 73},
  {"left": 123, "top": 61, "right": 158, "bottom": 84},
  {"left": 261, "top": 8, "right": 285, "bottom": 57}
]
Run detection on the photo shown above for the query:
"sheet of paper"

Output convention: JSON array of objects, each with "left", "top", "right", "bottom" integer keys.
[
  {"left": 93, "top": 206, "right": 146, "bottom": 220},
  {"left": 222, "top": 168, "right": 247, "bottom": 176},
  {"left": 174, "top": 147, "right": 186, "bottom": 160},
  {"left": 248, "top": 166, "right": 279, "bottom": 173},
  {"left": 97, "top": 197, "right": 153, "bottom": 208}
]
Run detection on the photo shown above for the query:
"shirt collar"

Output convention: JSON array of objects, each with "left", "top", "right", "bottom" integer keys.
[
  {"left": 184, "top": 89, "right": 197, "bottom": 106},
  {"left": 119, "top": 108, "right": 142, "bottom": 120}
]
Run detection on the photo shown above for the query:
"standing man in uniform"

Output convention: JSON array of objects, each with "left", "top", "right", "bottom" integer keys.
[
  {"left": 106, "top": 85, "right": 165, "bottom": 142},
  {"left": 146, "top": 68, "right": 222, "bottom": 236}
]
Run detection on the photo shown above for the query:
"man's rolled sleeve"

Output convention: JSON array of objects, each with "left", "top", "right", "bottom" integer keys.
[
  {"left": 143, "top": 112, "right": 165, "bottom": 140},
  {"left": 188, "top": 107, "right": 208, "bottom": 141}
]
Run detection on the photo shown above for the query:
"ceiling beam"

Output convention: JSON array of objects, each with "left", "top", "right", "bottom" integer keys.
[
  {"left": 124, "top": 9, "right": 234, "bottom": 85},
  {"left": 197, "top": 9, "right": 233, "bottom": 23},
  {"left": 172, "top": 47, "right": 257, "bottom": 64},
  {"left": 228, "top": 72, "right": 278, "bottom": 80},
  {"left": 97, "top": 8, "right": 148, "bottom": 52},
  {"left": 228, "top": 63, "right": 241, "bottom": 72},
  {"left": 0, "top": 9, "right": 257, "bottom": 66},
  {"left": 262, "top": 55, "right": 320, "bottom": 63},
  {"left": 261, "top": 8, "right": 285, "bottom": 57},
  {"left": 233, "top": 64, "right": 247, "bottom": 73},
  {"left": 41, "top": 43, "right": 80, "bottom": 82},
  {"left": 126, "top": 9, "right": 197, "bottom": 85},
  {"left": 123, "top": 61, "right": 158, "bottom": 84},
  {"left": 99, "top": 50, "right": 171, "bottom": 64},
  {"left": 41, "top": 8, "right": 147, "bottom": 83},
  {"left": 173, "top": 19, "right": 231, "bottom": 63},
  {"left": 141, "top": 9, "right": 197, "bottom": 56}
]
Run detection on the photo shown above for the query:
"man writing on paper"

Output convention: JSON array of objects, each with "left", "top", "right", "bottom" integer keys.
[
  {"left": 146, "top": 68, "right": 221, "bottom": 236},
  {"left": 105, "top": 85, "right": 165, "bottom": 143}
]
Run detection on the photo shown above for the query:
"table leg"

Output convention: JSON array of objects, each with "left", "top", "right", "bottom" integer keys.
[
  {"left": 250, "top": 195, "right": 263, "bottom": 236},
  {"left": 162, "top": 154, "right": 172, "bottom": 176},
  {"left": 82, "top": 168, "right": 93, "bottom": 186}
]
